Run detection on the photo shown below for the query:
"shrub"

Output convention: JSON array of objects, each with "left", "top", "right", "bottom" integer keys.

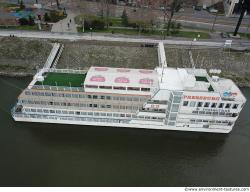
[
  {"left": 44, "top": 12, "right": 51, "bottom": 22},
  {"left": 19, "top": 17, "right": 29, "bottom": 25},
  {"left": 84, "top": 19, "right": 105, "bottom": 30},
  {"left": 91, "top": 19, "right": 105, "bottom": 30},
  {"left": 28, "top": 16, "right": 35, "bottom": 26},
  {"left": 121, "top": 9, "right": 128, "bottom": 26}
]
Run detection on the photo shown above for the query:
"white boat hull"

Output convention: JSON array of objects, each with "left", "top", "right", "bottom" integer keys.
[{"left": 13, "top": 115, "right": 231, "bottom": 134}]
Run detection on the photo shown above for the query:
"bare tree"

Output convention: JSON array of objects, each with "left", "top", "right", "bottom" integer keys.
[
  {"left": 96, "top": 0, "right": 116, "bottom": 29},
  {"left": 56, "top": 0, "right": 60, "bottom": 9}
]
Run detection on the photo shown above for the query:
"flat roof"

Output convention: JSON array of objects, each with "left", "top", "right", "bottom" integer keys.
[
  {"left": 35, "top": 72, "right": 86, "bottom": 87},
  {"left": 84, "top": 67, "right": 159, "bottom": 88}
]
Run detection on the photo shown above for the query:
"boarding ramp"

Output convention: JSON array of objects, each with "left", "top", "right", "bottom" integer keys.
[
  {"left": 44, "top": 43, "right": 61, "bottom": 69},
  {"left": 158, "top": 42, "right": 167, "bottom": 68},
  {"left": 28, "top": 43, "right": 61, "bottom": 89}
]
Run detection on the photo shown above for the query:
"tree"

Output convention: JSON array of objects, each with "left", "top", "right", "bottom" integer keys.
[
  {"left": 28, "top": 16, "right": 35, "bottom": 26},
  {"left": 96, "top": 0, "right": 116, "bottom": 29},
  {"left": 56, "top": 0, "right": 60, "bottom": 9},
  {"left": 130, "top": 0, "right": 157, "bottom": 35},
  {"left": 19, "top": 17, "right": 29, "bottom": 25},
  {"left": 19, "top": 0, "right": 25, "bottom": 10},
  {"left": 44, "top": 12, "right": 51, "bottom": 22},
  {"left": 165, "top": 0, "right": 183, "bottom": 36},
  {"left": 121, "top": 9, "right": 128, "bottom": 26}
]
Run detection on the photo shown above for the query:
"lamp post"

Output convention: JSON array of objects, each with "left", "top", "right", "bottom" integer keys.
[
  {"left": 189, "top": 38, "right": 197, "bottom": 51},
  {"left": 211, "top": 12, "right": 218, "bottom": 32},
  {"left": 90, "top": 27, "right": 92, "bottom": 39}
]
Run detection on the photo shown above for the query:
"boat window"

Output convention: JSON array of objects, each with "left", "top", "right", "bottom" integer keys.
[
  {"left": 218, "top": 103, "right": 224, "bottom": 108},
  {"left": 232, "top": 104, "right": 239, "bottom": 109},
  {"left": 211, "top": 103, "right": 217, "bottom": 108},
  {"left": 114, "top": 86, "right": 126, "bottom": 90},
  {"left": 204, "top": 102, "right": 210, "bottom": 107},
  {"left": 106, "top": 105, "right": 111, "bottom": 108},
  {"left": 128, "top": 87, "right": 140, "bottom": 91},
  {"left": 171, "top": 104, "right": 179, "bottom": 112},
  {"left": 133, "top": 98, "right": 139, "bottom": 102},
  {"left": 113, "top": 96, "right": 119, "bottom": 100},
  {"left": 99, "top": 86, "right": 112, "bottom": 89},
  {"left": 25, "top": 91, "right": 31, "bottom": 95},
  {"left": 189, "top": 101, "right": 196, "bottom": 107},
  {"left": 85, "top": 85, "right": 98, "bottom": 88},
  {"left": 173, "top": 96, "right": 181, "bottom": 103},
  {"left": 183, "top": 101, "right": 189, "bottom": 106},
  {"left": 141, "top": 88, "right": 150, "bottom": 92},
  {"left": 225, "top": 103, "right": 231, "bottom": 108},
  {"left": 93, "top": 95, "right": 98, "bottom": 99},
  {"left": 197, "top": 102, "right": 203, "bottom": 107},
  {"left": 106, "top": 96, "right": 111, "bottom": 100},
  {"left": 127, "top": 97, "right": 133, "bottom": 101},
  {"left": 88, "top": 95, "right": 92, "bottom": 99}
]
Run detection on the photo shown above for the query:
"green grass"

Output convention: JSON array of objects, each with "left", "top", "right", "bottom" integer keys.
[
  {"left": 75, "top": 14, "right": 122, "bottom": 27},
  {"left": 77, "top": 26, "right": 211, "bottom": 39},
  {"left": 0, "top": 2, "right": 17, "bottom": 8},
  {"left": 171, "top": 31, "right": 210, "bottom": 39},
  {"left": 35, "top": 73, "right": 87, "bottom": 87},
  {"left": 238, "top": 33, "right": 250, "bottom": 40}
]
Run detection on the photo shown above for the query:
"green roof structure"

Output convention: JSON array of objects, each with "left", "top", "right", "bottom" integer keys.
[{"left": 35, "top": 72, "right": 87, "bottom": 87}]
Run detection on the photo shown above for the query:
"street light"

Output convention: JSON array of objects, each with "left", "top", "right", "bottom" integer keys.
[
  {"left": 189, "top": 34, "right": 200, "bottom": 50},
  {"left": 90, "top": 27, "right": 92, "bottom": 39},
  {"left": 189, "top": 38, "right": 197, "bottom": 51}
]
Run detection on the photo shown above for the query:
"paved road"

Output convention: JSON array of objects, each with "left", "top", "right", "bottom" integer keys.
[
  {"left": 51, "top": 11, "right": 77, "bottom": 33},
  {"left": 0, "top": 29, "right": 230, "bottom": 47}
]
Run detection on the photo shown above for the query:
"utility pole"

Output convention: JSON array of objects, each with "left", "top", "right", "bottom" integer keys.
[
  {"left": 233, "top": 0, "right": 250, "bottom": 36},
  {"left": 211, "top": 12, "right": 218, "bottom": 32}
]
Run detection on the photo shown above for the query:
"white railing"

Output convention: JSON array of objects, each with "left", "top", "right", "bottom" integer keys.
[
  {"left": 52, "top": 44, "right": 64, "bottom": 69},
  {"left": 48, "top": 68, "right": 88, "bottom": 74},
  {"left": 44, "top": 43, "right": 61, "bottom": 69},
  {"left": 158, "top": 42, "right": 167, "bottom": 68},
  {"left": 32, "top": 85, "right": 85, "bottom": 92}
]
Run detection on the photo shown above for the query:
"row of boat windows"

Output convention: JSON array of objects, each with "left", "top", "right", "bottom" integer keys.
[
  {"left": 25, "top": 91, "right": 147, "bottom": 102},
  {"left": 191, "top": 110, "right": 238, "bottom": 117},
  {"left": 24, "top": 108, "right": 135, "bottom": 118},
  {"left": 189, "top": 119, "right": 233, "bottom": 126},
  {"left": 20, "top": 100, "right": 141, "bottom": 110},
  {"left": 141, "top": 108, "right": 166, "bottom": 113},
  {"left": 23, "top": 108, "right": 164, "bottom": 121},
  {"left": 182, "top": 100, "right": 239, "bottom": 109},
  {"left": 85, "top": 85, "right": 151, "bottom": 92},
  {"left": 14, "top": 113, "right": 130, "bottom": 124}
]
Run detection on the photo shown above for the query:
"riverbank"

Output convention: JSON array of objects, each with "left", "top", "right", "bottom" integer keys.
[
  {"left": 1, "top": 36, "right": 250, "bottom": 87},
  {"left": 0, "top": 36, "right": 52, "bottom": 75}
]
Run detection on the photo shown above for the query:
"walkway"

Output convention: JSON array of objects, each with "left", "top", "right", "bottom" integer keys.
[
  {"left": 51, "top": 11, "right": 77, "bottom": 33},
  {"left": 0, "top": 30, "right": 227, "bottom": 47}
]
